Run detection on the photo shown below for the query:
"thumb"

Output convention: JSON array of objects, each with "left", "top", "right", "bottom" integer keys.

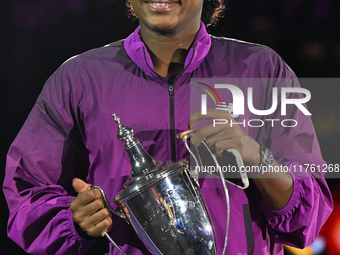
[
  {"left": 176, "top": 130, "right": 196, "bottom": 140},
  {"left": 72, "top": 178, "right": 91, "bottom": 193}
]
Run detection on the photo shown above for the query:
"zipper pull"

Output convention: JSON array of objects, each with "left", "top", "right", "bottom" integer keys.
[{"left": 168, "top": 85, "right": 174, "bottom": 96}]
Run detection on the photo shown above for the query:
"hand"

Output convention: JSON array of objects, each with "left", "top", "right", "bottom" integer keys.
[
  {"left": 69, "top": 178, "right": 112, "bottom": 237},
  {"left": 187, "top": 109, "right": 261, "bottom": 166},
  {"left": 185, "top": 109, "right": 293, "bottom": 210}
]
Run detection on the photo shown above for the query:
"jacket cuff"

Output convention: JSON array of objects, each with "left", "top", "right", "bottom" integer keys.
[
  {"left": 65, "top": 207, "right": 98, "bottom": 247},
  {"left": 260, "top": 174, "right": 303, "bottom": 218}
]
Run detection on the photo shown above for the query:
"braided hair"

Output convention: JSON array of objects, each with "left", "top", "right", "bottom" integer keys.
[{"left": 126, "top": 0, "right": 225, "bottom": 27}]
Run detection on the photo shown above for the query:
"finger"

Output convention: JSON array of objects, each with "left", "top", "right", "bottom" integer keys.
[
  {"left": 214, "top": 140, "right": 240, "bottom": 157},
  {"left": 176, "top": 130, "right": 192, "bottom": 140},
  {"left": 189, "top": 109, "right": 232, "bottom": 129},
  {"left": 73, "top": 204, "right": 110, "bottom": 228},
  {"left": 176, "top": 129, "right": 200, "bottom": 140},
  {"left": 204, "top": 126, "right": 240, "bottom": 148},
  {"left": 73, "top": 178, "right": 91, "bottom": 193},
  {"left": 98, "top": 217, "right": 113, "bottom": 237},
  {"left": 82, "top": 207, "right": 110, "bottom": 227},
  {"left": 95, "top": 216, "right": 113, "bottom": 237},
  {"left": 81, "top": 209, "right": 112, "bottom": 237},
  {"left": 190, "top": 124, "right": 226, "bottom": 146},
  {"left": 70, "top": 189, "right": 102, "bottom": 210},
  {"left": 72, "top": 198, "right": 106, "bottom": 226},
  {"left": 81, "top": 197, "right": 105, "bottom": 216}
]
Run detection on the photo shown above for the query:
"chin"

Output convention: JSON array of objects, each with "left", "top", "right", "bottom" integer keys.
[
  {"left": 153, "top": 27, "right": 177, "bottom": 35},
  {"left": 147, "top": 18, "right": 181, "bottom": 34}
]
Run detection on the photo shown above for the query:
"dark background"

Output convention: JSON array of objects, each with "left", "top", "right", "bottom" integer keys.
[{"left": 1, "top": 0, "right": 339, "bottom": 254}]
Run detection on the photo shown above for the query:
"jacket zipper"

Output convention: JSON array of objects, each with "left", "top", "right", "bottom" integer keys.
[
  {"left": 142, "top": 43, "right": 198, "bottom": 162},
  {"left": 168, "top": 83, "right": 176, "bottom": 161}
]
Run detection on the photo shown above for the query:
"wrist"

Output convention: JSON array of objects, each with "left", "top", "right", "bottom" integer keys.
[{"left": 245, "top": 143, "right": 261, "bottom": 166}]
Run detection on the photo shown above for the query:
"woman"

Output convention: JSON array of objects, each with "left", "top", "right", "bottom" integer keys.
[{"left": 4, "top": 0, "right": 332, "bottom": 254}]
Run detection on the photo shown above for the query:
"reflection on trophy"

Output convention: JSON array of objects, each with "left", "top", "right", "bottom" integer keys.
[{"left": 92, "top": 114, "right": 243, "bottom": 255}]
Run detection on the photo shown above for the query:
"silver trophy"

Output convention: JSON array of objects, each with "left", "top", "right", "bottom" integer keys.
[{"left": 92, "top": 114, "right": 249, "bottom": 255}]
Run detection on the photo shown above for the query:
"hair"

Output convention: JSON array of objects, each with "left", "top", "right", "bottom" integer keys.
[
  {"left": 126, "top": 0, "right": 225, "bottom": 27},
  {"left": 201, "top": 0, "right": 225, "bottom": 27}
]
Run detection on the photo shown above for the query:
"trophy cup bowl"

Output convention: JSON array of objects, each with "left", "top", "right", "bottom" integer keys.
[{"left": 113, "top": 160, "right": 216, "bottom": 255}]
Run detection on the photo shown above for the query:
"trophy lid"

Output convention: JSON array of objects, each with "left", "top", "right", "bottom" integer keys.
[{"left": 113, "top": 113, "right": 159, "bottom": 177}]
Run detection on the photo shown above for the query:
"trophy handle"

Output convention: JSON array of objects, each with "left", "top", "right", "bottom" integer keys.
[
  {"left": 181, "top": 130, "right": 250, "bottom": 255},
  {"left": 91, "top": 185, "right": 126, "bottom": 219},
  {"left": 182, "top": 131, "right": 249, "bottom": 189},
  {"left": 182, "top": 131, "right": 200, "bottom": 183},
  {"left": 90, "top": 185, "right": 128, "bottom": 255}
]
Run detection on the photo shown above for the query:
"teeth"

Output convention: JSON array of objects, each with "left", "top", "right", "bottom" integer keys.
[{"left": 149, "top": 3, "right": 170, "bottom": 6}]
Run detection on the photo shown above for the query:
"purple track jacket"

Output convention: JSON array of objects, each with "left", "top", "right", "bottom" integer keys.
[{"left": 3, "top": 22, "right": 333, "bottom": 255}]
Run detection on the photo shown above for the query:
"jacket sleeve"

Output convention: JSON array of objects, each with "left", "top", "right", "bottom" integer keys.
[
  {"left": 255, "top": 57, "right": 333, "bottom": 248},
  {"left": 3, "top": 60, "right": 97, "bottom": 254}
]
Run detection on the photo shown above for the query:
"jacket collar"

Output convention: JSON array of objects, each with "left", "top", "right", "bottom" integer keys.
[{"left": 123, "top": 21, "right": 211, "bottom": 78}]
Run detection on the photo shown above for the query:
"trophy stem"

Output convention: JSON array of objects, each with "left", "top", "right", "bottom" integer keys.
[{"left": 125, "top": 141, "right": 158, "bottom": 177}]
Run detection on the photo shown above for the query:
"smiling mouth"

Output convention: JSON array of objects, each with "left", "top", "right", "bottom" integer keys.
[{"left": 145, "top": 1, "right": 179, "bottom": 10}]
